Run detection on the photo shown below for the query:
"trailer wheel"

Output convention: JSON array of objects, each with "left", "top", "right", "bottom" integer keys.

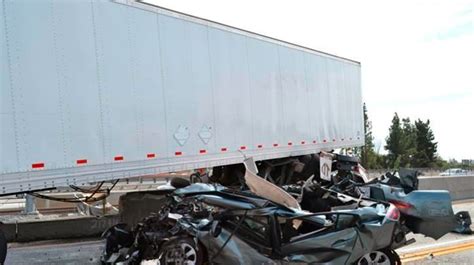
[{"left": 0, "top": 227, "right": 6, "bottom": 264}]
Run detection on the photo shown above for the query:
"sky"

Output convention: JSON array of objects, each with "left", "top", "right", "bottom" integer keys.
[{"left": 148, "top": 0, "right": 473, "bottom": 160}]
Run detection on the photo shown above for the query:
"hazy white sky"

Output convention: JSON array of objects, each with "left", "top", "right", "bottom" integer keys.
[{"left": 148, "top": 0, "right": 473, "bottom": 160}]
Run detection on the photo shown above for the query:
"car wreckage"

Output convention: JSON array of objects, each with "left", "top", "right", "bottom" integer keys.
[{"left": 101, "top": 154, "right": 470, "bottom": 265}]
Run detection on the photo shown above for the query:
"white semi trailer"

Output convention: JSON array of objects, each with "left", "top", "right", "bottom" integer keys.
[{"left": 0, "top": 0, "right": 363, "bottom": 196}]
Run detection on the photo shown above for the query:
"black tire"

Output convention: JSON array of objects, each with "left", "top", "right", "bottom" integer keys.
[
  {"left": 170, "top": 177, "right": 191, "bottom": 189},
  {"left": 0, "top": 228, "right": 7, "bottom": 264},
  {"left": 158, "top": 237, "right": 204, "bottom": 265},
  {"left": 357, "top": 248, "right": 401, "bottom": 265}
]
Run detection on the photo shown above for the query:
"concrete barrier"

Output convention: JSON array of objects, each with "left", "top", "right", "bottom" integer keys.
[
  {"left": 118, "top": 190, "right": 171, "bottom": 226},
  {"left": 2, "top": 215, "right": 119, "bottom": 242},
  {"left": 0, "top": 190, "right": 171, "bottom": 243},
  {"left": 419, "top": 175, "right": 474, "bottom": 201}
]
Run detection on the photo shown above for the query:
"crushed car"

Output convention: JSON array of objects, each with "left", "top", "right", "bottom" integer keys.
[
  {"left": 102, "top": 159, "right": 407, "bottom": 265},
  {"left": 101, "top": 154, "right": 470, "bottom": 264},
  {"left": 312, "top": 153, "right": 471, "bottom": 237}
]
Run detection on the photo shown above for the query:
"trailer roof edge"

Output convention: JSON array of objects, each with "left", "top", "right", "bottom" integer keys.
[{"left": 116, "top": 0, "right": 361, "bottom": 66}]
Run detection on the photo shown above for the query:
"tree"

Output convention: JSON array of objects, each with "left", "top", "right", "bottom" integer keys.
[
  {"left": 385, "top": 113, "right": 404, "bottom": 168},
  {"left": 413, "top": 119, "right": 438, "bottom": 167},
  {"left": 400, "top": 118, "right": 417, "bottom": 167},
  {"left": 360, "top": 103, "right": 378, "bottom": 168}
]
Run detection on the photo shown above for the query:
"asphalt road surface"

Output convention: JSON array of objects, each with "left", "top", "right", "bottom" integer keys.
[
  {"left": 406, "top": 248, "right": 474, "bottom": 265},
  {"left": 5, "top": 200, "right": 474, "bottom": 264}
]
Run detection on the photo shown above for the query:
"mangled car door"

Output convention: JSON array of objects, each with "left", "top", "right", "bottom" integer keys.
[
  {"left": 278, "top": 216, "right": 357, "bottom": 264},
  {"left": 282, "top": 227, "right": 357, "bottom": 264}
]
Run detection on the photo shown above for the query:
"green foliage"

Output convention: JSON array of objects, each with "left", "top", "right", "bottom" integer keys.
[
  {"left": 385, "top": 113, "right": 404, "bottom": 168},
  {"left": 358, "top": 107, "right": 447, "bottom": 170},
  {"left": 360, "top": 103, "right": 379, "bottom": 168},
  {"left": 385, "top": 113, "right": 439, "bottom": 168},
  {"left": 413, "top": 119, "right": 438, "bottom": 167},
  {"left": 400, "top": 118, "right": 417, "bottom": 167}
]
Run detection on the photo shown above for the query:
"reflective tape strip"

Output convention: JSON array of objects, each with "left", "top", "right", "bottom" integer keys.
[
  {"left": 114, "top": 156, "right": 124, "bottom": 161},
  {"left": 76, "top": 159, "right": 88, "bottom": 165},
  {"left": 32, "top": 163, "right": 44, "bottom": 169},
  {"left": 147, "top": 153, "right": 156, "bottom": 158}
]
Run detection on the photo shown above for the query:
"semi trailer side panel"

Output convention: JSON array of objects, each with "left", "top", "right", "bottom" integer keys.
[{"left": 0, "top": 0, "right": 363, "bottom": 194}]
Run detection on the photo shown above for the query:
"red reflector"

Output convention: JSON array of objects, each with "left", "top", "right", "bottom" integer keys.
[
  {"left": 301, "top": 141, "right": 305, "bottom": 144},
  {"left": 257, "top": 144, "right": 263, "bottom": 148},
  {"left": 147, "top": 153, "right": 155, "bottom": 158},
  {"left": 199, "top": 149, "right": 206, "bottom": 154},
  {"left": 175, "top": 151, "right": 182, "bottom": 156},
  {"left": 240, "top": 146, "right": 247, "bottom": 150},
  {"left": 114, "top": 156, "right": 124, "bottom": 161},
  {"left": 273, "top": 143, "right": 279, "bottom": 147},
  {"left": 32, "top": 163, "right": 44, "bottom": 169},
  {"left": 288, "top": 142, "right": 293, "bottom": 146},
  {"left": 76, "top": 159, "right": 88, "bottom": 165},
  {"left": 221, "top": 147, "right": 227, "bottom": 152}
]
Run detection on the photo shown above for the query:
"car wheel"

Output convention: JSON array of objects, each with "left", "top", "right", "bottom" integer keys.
[
  {"left": 357, "top": 249, "right": 400, "bottom": 265},
  {"left": 158, "top": 237, "right": 204, "bottom": 265}
]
